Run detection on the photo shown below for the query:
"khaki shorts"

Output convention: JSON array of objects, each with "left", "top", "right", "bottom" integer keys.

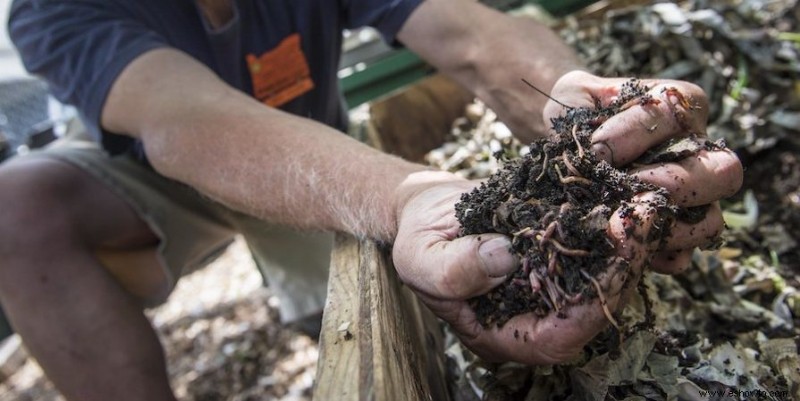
[{"left": 22, "top": 121, "right": 332, "bottom": 323}]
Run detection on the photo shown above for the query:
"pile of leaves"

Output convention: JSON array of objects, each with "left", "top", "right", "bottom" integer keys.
[
  {"left": 0, "top": 240, "right": 318, "bottom": 401},
  {"left": 559, "top": 0, "right": 800, "bottom": 162},
  {"left": 425, "top": 100, "right": 528, "bottom": 179},
  {"left": 430, "top": 0, "right": 800, "bottom": 400}
]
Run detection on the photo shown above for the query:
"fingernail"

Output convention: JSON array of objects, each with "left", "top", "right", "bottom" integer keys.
[
  {"left": 591, "top": 142, "right": 613, "bottom": 163},
  {"left": 478, "top": 237, "right": 518, "bottom": 277}
]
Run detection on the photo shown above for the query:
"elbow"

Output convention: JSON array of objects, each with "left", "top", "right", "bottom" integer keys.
[
  {"left": 139, "top": 126, "right": 191, "bottom": 181},
  {"left": 136, "top": 102, "right": 235, "bottom": 189}
]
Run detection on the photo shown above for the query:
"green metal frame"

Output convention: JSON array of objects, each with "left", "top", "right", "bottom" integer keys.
[
  {"left": 341, "top": 50, "right": 433, "bottom": 109},
  {"left": 535, "top": 0, "right": 599, "bottom": 16}
]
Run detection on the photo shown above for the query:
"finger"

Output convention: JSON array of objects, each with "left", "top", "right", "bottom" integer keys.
[
  {"left": 608, "top": 192, "right": 663, "bottom": 258},
  {"left": 660, "top": 203, "right": 725, "bottom": 251},
  {"left": 650, "top": 249, "right": 694, "bottom": 274},
  {"left": 395, "top": 234, "right": 519, "bottom": 301},
  {"left": 631, "top": 149, "right": 743, "bottom": 206},
  {"left": 590, "top": 82, "right": 710, "bottom": 166}
]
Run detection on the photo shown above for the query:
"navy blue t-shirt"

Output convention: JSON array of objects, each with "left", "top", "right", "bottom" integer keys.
[{"left": 8, "top": 0, "right": 423, "bottom": 156}]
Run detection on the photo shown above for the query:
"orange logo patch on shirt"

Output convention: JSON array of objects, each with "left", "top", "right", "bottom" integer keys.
[{"left": 246, "top": 33, "right": 314, "bottom": 107}]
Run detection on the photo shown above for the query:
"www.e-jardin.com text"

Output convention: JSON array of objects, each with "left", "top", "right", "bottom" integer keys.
[{"left": 698, "top": 388, "right": 790, "bottom": 399}]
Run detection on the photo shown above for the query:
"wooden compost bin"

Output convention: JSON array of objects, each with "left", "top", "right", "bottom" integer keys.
[{"left": 313, "top": 75, "right": 474, "bottom": 401}]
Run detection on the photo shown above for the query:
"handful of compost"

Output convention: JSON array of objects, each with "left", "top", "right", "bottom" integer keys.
[{"left": 455, "top": 79, "right": 724, "bottom": 328}]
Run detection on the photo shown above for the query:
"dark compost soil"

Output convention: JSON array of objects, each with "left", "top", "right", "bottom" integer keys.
[{"left": 455, "top": 80, "right": 727, "bottom": 327}]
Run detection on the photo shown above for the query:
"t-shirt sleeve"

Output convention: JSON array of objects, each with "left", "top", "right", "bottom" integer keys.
[
  {"left": 340, "top": 0, "right": 425, "bottom": 44},
  {"left": 8, "top": 0, "right": 167, "bottom": 152}
]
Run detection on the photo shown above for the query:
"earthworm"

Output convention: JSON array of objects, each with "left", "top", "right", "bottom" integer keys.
[
  {"left": 544, "top": 276, "right": 561, "bottom": 312},
  {"left": 561, "top": 150, "right": 582, "bottom": 177},
  {"left": 547, "top": 238, "right": 591, "bottom": 257},
  {"left": 535, "top": 151, "right": 549, "bottom": 182},
  {"left": 555, "top": 164, "right": 593, "bottom": 186},
  {"left": 580, "top": 269, "right": 620, "bottom": 331},
  {"left": 570, "top": 124, "right": 586, "bottom": 158}
]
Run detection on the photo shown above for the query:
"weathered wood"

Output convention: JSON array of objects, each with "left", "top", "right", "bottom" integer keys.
[
  {"left": 314, "top": 235, "right": 450, "bottom": 401},
  {"left": 368, "top": 74, "right": 474, "bottom": 163},
  {"left": 314, "top": 235, "right": 362, "bottom": 400},
  {"left": 315, "top": 75, "right": 464, "bottom": 400}
]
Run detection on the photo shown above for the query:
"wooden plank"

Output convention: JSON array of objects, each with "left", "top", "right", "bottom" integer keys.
[
  {"left": 314, "top": 235, "right": 362, "bottom": 400},
  {"left": 366, "top": 239, "right": 448, "bottom": 401},
  {"left": 314, "top": 235, "right": 450, "bottom": 401},
  {"left": 315, "top": 75, "right": 463, "bottom": 400},
  {"left": 368, "top": 74, "right": 474, "bottom": 163}
]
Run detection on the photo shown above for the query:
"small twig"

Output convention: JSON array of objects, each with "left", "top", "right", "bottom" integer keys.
[
  {"left": 521, "top": 78, "right": 573, "bottom": 109},
  {"left": 581, "top": 269, "right": 620, "bottom": 331}
]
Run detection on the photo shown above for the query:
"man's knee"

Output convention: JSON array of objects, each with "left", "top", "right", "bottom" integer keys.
[
  {"left": 0, "top": 154, "right": 159, "bottom": 251},
  {"left": 0, "top": 157, "right": 91, "bottom": 255},
  {"left": 0, "top": 157, "right": 168, "bottom": 301}
]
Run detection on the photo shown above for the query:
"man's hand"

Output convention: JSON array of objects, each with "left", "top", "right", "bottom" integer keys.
[
  {"left": 392, "top": 172, "right": 663, "bottom": 364},
  {"left": 544, "top": 71, "right": 743, "bottom": 273}
]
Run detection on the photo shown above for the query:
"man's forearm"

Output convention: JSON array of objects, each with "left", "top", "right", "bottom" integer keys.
[
  {"left": 148, "top": 100, "right": 422, "bottom": 240},
  {"left": 103, "top": 48, "right": 441, "bottom": 241},
  {"left": 398, "top": 0, "right": 583, "bottom": 141}
]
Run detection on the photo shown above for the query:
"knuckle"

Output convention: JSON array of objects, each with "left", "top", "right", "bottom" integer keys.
[
  {"left": 704, "top": 205, "right": 725, "bottom": 232},
  {"left": 653, "top": 250, "right": 693, "bottom": 274},
  {"left": 717, "top": 152, "right": 744, "bottom": 196},
  {"left": 536, "top": 347, "right": 578, "bottom": 365},
  {"left": 434, "top": 261, "right": 471, "bottom": 299}
]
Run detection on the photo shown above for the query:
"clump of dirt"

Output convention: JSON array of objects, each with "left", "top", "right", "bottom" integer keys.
[{"left": 455, "top": 79, "right": 722, "bottom": 327}]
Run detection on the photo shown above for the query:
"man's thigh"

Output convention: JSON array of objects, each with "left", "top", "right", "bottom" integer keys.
[
  {"left": 11, "top": 120, "right": 333, "bottom": 321},
  {"left": 13, "top": 133, "right": 238, "bottom": 305},
  {"left": 0, "top": 154, "right": 166, "bottom": 299}
]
